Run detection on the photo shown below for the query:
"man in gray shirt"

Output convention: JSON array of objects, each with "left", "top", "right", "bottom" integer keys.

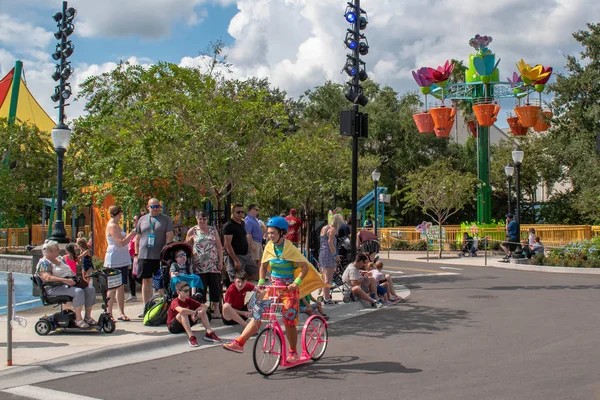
[{"left": 134, "top": 198, "right": 174, "bottom": 307}]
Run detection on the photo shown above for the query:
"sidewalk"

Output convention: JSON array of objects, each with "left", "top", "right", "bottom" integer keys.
[
  {"left": 0, "top": 285, "right": 410, "bottom": 382},
  {"left": 382, "top": 251, "right": 600, "bottom": 275}
]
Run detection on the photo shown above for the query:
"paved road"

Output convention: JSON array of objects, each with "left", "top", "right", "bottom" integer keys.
[{"left": 5, "top": 260, "right": 600, "bottom": 400}]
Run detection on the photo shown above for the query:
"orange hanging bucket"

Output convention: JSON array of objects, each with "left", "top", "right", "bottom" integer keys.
[
  {"left": 514, "top": 105, "right": 541, "bottom": 128},
  {"left": 429, "top": 107, "right": 454, "bottom": 130},
  {"left": 507, "top": 117, "right": 528, "bottom": 136},
  {"left": 533, "top": 111, "right": 553, "bottom": 132},
  {"left": 472, "top": 104, "right": 498, "bottom": 127},
  {"left": 467, "top": 120, "right": 477, "bottom": 137},
  {"left": 434, "top": 117, "right": 454, "bottom": 137},
  {"left": 412, "top": 112, "right": 435, "bottom": 133}
]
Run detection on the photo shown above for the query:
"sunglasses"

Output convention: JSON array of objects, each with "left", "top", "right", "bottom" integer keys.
[
  {"left": 176, "top": 253, "right": 187, "bottom": 258},
  {"left": 235, "top": 211, "right": 245, "bottom": 214},
  {"left": 149, "top": 205, "right": 161, "bottom": 209},
  {"left": 179, "top": 288, "right": 190, "bottom": 293}
]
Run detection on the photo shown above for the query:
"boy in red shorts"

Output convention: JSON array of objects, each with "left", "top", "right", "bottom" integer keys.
[{"left": 167, "top": 281, "right": 221, "bottom": 347}]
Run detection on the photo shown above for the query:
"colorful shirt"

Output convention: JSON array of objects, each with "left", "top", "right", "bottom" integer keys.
[
  {"left": 36, "top": 258, "right": 74, "bottom": 279},
  {"left": 192, "top": 226, "right": 220, "bottom": 274},
  {"left": 268, "top": 242, "right": 296, "bottom": 279}
]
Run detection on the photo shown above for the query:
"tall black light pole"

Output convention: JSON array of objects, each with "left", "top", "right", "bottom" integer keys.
[
  {"left": 340, "top": 0, "right": 369, "bottom": 259},
  {"left": 504, "top": 164, "right": 514, "bottom": 216},
  {"left": 512, "top": 149, "right": 524, "bottom": 234},
  {"left": 48, "top": 1, "right": 76, "bottom": 243},
  {"left": 371, "top": 169, "right": 380, "bottom": 235}
]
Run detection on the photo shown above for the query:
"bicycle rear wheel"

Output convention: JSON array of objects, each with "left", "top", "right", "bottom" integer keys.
[
  {"left": 252, "top": 327, "right": 283, "bottom": 376},
  {"left": 302, "top": 315, "right": 328, "bottom": 360}
]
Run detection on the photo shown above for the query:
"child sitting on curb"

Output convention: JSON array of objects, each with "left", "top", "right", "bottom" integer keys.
[
  {"left": 167, "top": 281, "right": 221, "bottom": 347},
  {"left": 373, "top": 261, "right": 400, "bottom": 302},
  {"left": 300, "top": 294, "right": 329, "bottom": 320}
]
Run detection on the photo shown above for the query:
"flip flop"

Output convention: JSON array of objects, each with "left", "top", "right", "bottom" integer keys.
[{"left": 118, "top": 316, "right": 131, "bottom": 321}]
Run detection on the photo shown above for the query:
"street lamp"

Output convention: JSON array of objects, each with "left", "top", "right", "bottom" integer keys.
[
  {"left": 504, "top": 164, "right": 514, "bottom": 216},
  {"left": 511, "top": 148, "right": 524, "bottom": 244},
  {"left": 48, "top": 123, "right": 72, "bottom": 243},
  {"left": 371, "top": 169, "right": 381, "bottom": 235}
]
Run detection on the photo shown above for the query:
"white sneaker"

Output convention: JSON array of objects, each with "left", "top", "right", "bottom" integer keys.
[{"left": 125, "top": 296, "right": 137, "bottom": 303}]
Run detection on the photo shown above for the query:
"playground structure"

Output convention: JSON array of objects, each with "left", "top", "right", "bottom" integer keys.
[
  {"left": 357, "top": 186, "right": 388, "bottom": 228},
  {"left": 411, "top": 34, "right": 553, "bottom": 223}
]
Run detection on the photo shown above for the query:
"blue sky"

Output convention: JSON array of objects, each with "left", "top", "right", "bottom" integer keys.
[{"left": 1, "top": 0, "right": 599, "bottom": 137}]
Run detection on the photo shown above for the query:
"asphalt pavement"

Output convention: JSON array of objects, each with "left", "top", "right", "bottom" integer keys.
[{"left": 3, "top": 258, "right": 599, "bottom": 400}]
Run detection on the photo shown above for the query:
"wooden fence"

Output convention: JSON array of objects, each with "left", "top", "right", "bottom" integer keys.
[{"left": 0, "top": 225, "right": 91, "bottom": 249}]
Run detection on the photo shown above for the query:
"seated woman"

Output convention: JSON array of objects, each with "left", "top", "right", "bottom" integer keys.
[
  {"left": 170, "top": 250, "right": 202, "bottom": 296},
  {"left": 36, "top": 241, "right": 97, "bottom": 328},
  {"left": 531, "top": 236, "right": 545, "bottom": 255}
]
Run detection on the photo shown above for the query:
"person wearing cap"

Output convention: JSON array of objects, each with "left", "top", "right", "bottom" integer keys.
[
  {"left": 500, "top": 213, "right": 519, "bottom": 261},
  {"left": 285, "top": 209, "right": 301, "bottom": 247}
]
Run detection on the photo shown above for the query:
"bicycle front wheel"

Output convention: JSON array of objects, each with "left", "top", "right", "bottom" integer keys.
[
  {"left": 252, "top": 327, "right": 283, "bottom": 376},
  {"left": 302, "top": 315, "right": 328, "bottom": 360}
]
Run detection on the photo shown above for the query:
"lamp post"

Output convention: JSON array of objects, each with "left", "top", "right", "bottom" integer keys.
[
  {"left": 504, "top": 164, "right": 514, "bottom": 216},
  {"left": 48, "top": 1, "right": 76, "bottom": 243},
  {"left": 512, "top": 149, "right": 524, "bottom": 237},
  {"left": 48, "top": 123, "right": 72, "bottom": 242},
  {"left": 371, "top": 169, "right": 381, "bottom": 235}
]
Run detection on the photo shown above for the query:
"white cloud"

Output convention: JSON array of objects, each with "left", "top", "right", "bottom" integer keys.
[{"left": 2, "top": 0, "right": 600, "bottom": 124}]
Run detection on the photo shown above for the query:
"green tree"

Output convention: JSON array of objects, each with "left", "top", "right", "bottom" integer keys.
[
  {"left": 545, "top": 23, "right": 600, "bottom": 222},
  {"left": 404, "top": 161, "right": 477, "bottom": 257},
  {"left": 0, "top": 119, "right": 55, "bottom": 240}
]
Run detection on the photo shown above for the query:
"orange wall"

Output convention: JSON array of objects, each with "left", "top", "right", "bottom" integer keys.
[{"left": 92, "top": 194, "right": 114, "bottom": 260}]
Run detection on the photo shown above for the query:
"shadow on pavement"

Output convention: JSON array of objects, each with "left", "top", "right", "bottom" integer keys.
[
  {"left": 486, "top": 285, "right": 600, "bottom": 291},
  {"left": 329, "top": 303, "right": 471, "bottom": 338},
  {"left": 253, "top": 356, "right": 422, "bottom": 380}
]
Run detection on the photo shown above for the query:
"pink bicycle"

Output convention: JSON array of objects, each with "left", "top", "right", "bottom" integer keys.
[{"left": 251, "top": 285, "right": 328, "bottom": 376}]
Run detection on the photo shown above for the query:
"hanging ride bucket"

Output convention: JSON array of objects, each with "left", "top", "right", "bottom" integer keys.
[
  {"left": 412, "top": 112, "right": 435, "bottom": 133},
  {"left": 472, "top": 104, "right": 499, "bottom": 127},
  {"left": 507, "top": 116, "right": 528, "bottom": 136},
  {"left": 429, "top": 107, "right": 454, "bottom": 130},
  {"left": 533, "top": 110, "right": 553, "bottom": 132},
  {"left": 514, "top": 105, "right": 541, "bottom": 128}
]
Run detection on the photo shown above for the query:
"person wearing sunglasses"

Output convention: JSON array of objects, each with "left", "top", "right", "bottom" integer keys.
[
  {"left": 134, "top": 198, "right": 174, "bottom": 311},
  {"left": 169, "top": 250, "right": 202, "bottom": 296},
  {"left": 223, "top": 204, "right": 259, "bottom": 283},
  {"left": 167, "top": 281, "right": 221, "bottom": 347}
]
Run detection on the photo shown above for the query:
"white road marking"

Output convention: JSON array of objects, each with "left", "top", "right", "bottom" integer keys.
[
  {"left": 3, "top": 385, "right": 102, "bottom": 399},
  {"left": 394, "top": 272, "right": 460, "bottom": 278},
  {"left": 0, "top": 299, "right": 41, "bottom": 310},
  {"left": 440, "top": 266, "right": 463, "bottom": 271}
]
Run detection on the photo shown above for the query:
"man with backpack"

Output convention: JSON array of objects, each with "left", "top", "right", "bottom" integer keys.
[{"left": 167, "top": 281, "right": 221, "bottom": 347}]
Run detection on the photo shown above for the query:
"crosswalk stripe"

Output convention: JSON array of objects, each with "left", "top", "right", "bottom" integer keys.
[{"left": 2, "top": 385, "right": 102, "bottom": 400}]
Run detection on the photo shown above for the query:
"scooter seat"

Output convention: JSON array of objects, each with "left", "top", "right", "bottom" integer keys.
[{"left": 45, "top": 295, "right": 74, "bottom": 304}]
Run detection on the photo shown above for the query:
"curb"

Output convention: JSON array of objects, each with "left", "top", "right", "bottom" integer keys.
[
  {"left": 0, "top": 285, "right": 411, "bottom": 389},
  {"left": 488, "top": 261, "right": 600, "bottom": 275}
]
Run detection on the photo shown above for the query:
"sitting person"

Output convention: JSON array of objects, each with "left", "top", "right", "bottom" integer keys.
[
  {"left": 459, "top": 232, "right": 478, "bottom": 257},
  {"left": 222, "top": 271, "right": 255, "bottom": 327},
  {"left": 169, "top": 250, "right": 202, "bottom": 295},
  {"left": 167, "top": 282, "right": 221, "bottom": 347},
  {"left": 371, "top": 261, "right": 400, "bottom": 302},
  {"left": 342, "top": 254, "right": 382, "bottom": 308},
  {"left": 300, "top": 294, "right": 329, "bottom": 320},
  {"left": 36, "top": 241, "right": 96, "bottom": 328},
  {"left": 531, "top": 236, "right": 545, "bottom": 255}
]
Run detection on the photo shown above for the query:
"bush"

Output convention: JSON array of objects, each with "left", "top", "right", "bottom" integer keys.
[
  {"left": 92, "top": 256, "right": 105, "bottom": 270},
  {"left": 490, "top": 240, "right": 501, "bottom": 251},
  {"left": 409, "top": 240, "right": 429, "bottom": 251},
  {"left": 529, "top": 253, "right": 546, "bottom": 265},
  {"left": 391, "top": 240, "right": 410, "bottom": 251}
]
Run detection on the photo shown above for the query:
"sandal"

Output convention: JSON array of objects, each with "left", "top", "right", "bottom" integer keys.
[
  {"left": 75, "top": 320, "right": 90, "bottom": 328},
  {"left": 118, "top": 316, "right": 131, "bottom": 321},
  {"left": 84, "top": 317, "right": 98, "bottom": 325}
]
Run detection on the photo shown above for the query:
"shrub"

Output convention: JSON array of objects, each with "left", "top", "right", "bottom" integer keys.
[
  {"left": 391, "top": 240, "right": 410, "bottom": 251},
  {"left": 92, "top": 256, "right": 105, "bottom": 270},
  {"left": 409, "top": 240, "right": 429, "bottom": 251},
  {"left": 529, "top": 253, "right": 546, "bottom": 265}
]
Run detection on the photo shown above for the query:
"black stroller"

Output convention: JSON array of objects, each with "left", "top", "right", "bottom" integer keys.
[{"left": 158, "top": 242, "right": 212, "bottom": 319}]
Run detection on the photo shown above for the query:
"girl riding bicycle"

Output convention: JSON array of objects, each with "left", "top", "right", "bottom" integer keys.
[{"left": 223, "top": 216, "right": 325, "bottom": 362}]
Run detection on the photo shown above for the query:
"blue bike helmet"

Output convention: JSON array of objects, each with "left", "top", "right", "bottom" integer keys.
[{"left": 266, "top": 216, "right": 288, "bottom": 232}]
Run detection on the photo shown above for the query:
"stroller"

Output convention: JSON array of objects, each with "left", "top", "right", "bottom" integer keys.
[{"left": 159, "top": 242, "right": 203, "bottom": 299}]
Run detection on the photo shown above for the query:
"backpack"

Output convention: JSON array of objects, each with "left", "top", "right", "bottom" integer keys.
[{"left": 143, "top": 294, "right": 169, "bottom": 326}]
